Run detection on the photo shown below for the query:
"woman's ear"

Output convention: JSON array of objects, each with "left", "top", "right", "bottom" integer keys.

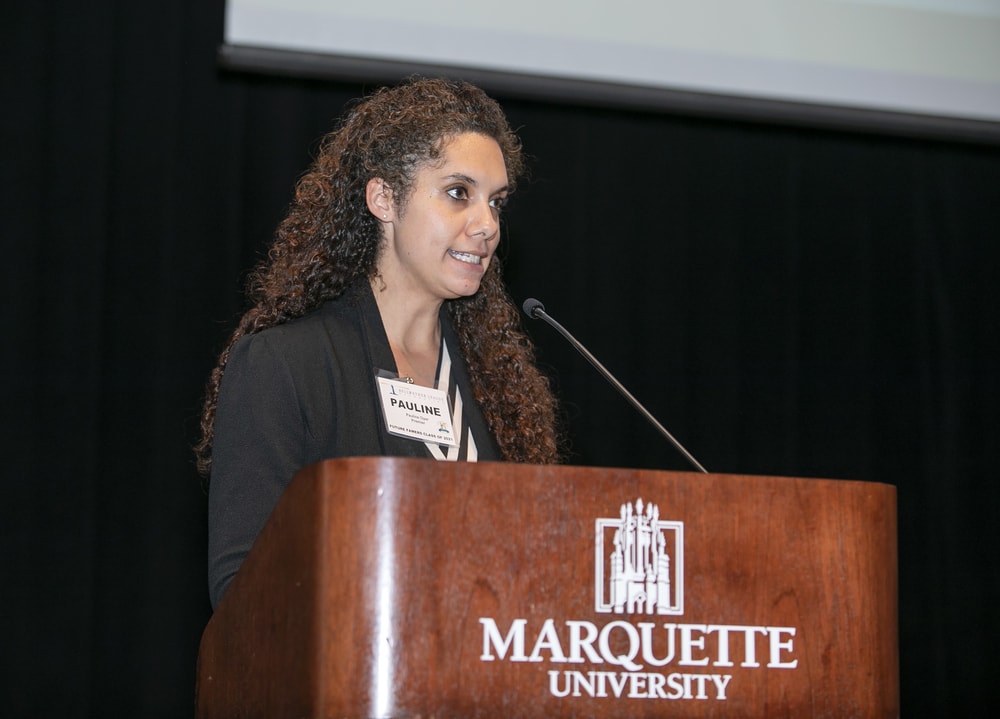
[{"left": 366, "top": 178, "right": 394, "bottom": 222}]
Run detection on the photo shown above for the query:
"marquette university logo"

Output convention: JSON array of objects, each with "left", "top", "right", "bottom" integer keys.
[
  {"left": 478, "top": 498, "right": 799, "bottom": 702},
  {"left": 595, "top": 498, "right": 682, "bottom": 615}
]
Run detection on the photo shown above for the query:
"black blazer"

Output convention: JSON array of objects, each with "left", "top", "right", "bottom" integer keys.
[{"left": 207, "top": 281, "right": 500, "bottom": 607}]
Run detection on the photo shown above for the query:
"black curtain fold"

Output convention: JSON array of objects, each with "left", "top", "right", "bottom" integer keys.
[{"left": 3, "top": 2, "right": 998, "bottom": 716}]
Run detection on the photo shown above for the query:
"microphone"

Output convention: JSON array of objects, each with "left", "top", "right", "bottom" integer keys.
[{"left": 523, "top": 298, "right": 708, "bottom": 474}]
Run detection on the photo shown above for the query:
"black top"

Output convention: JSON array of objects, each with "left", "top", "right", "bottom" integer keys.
[{"left": 207, "top": 281, "right": 500, "bottom": 607}]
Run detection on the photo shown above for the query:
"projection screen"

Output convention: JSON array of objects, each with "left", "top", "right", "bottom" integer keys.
[{"left": 221, "top": 0, "right": 1000, "bottom": 142}]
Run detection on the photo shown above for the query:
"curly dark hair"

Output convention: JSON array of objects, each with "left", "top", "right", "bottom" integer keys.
[{"left": 195, "top": 77, "right": 562, "bottom": 476}]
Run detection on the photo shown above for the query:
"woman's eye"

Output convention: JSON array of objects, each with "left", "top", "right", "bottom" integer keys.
[
  {"left": 447, "top": 186, "right": 469, "bottom": 201},
  {"left": 490, "top": 196, "right": 508, "bottom": 212}
]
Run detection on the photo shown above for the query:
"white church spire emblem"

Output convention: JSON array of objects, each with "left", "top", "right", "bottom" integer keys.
[{"left": 595, "top": 498, "right": 683, "bottom": 615}]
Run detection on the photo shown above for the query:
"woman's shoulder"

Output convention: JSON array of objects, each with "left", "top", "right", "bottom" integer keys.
[{"left": 244, "top": 289, "right": 367, "bottom": 346}]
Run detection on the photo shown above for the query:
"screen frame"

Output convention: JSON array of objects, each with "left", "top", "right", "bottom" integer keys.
[{"left": 219, "top": 44, "right": 1000, "bottom": 145}]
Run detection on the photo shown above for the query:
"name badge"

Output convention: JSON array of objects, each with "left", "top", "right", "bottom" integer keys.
[{"left": 376, "top": 376, "right": 458, "bottom": 447}]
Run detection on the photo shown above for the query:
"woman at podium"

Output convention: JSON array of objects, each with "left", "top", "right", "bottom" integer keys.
[{"left": 195, "top": 78, "right": 561, "bottom": 609}]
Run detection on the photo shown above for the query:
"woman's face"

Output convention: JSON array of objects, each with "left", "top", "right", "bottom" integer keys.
[{"left": 373, "top": 132, "right": 509, "bottom": 305}]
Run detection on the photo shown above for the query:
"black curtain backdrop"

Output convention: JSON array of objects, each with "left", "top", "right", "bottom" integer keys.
[{"left": 3, "top": 2, "right": 998, "bottom": 716}]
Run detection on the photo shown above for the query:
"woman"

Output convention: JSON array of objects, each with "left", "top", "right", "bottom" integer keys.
[{"left": 195, "top": 78, "right": 561, "bottom": 608}]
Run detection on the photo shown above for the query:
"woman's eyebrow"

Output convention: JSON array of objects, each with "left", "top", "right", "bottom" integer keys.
[
  {"left": 444, "top": 172, "right": 509, "bottom": 194},
  {"left": 444, "top": 172, "right": 478, "bottom": 185}
]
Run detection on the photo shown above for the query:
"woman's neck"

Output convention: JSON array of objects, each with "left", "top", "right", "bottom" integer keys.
[{"left": 372, "top": 279, "right": 443, "bottom": 386}]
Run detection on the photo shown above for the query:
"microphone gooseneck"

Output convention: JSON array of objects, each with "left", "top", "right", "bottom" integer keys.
[{"left": 523, "top": 298, "right": 708, "bottom": 474}]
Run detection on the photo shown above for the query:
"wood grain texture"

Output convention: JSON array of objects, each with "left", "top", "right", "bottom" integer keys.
[{"left": 197, "top": 457, "right": 898, "bottom": 718}]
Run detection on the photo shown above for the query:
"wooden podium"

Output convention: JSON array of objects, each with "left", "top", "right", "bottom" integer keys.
[{"left": 196, "top": 457, "right": 898, "bottom": 718}]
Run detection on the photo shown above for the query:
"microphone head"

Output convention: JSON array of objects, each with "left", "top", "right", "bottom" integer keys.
[{"left": 522, "top": 298, "right": 545, "bottom": 319}]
